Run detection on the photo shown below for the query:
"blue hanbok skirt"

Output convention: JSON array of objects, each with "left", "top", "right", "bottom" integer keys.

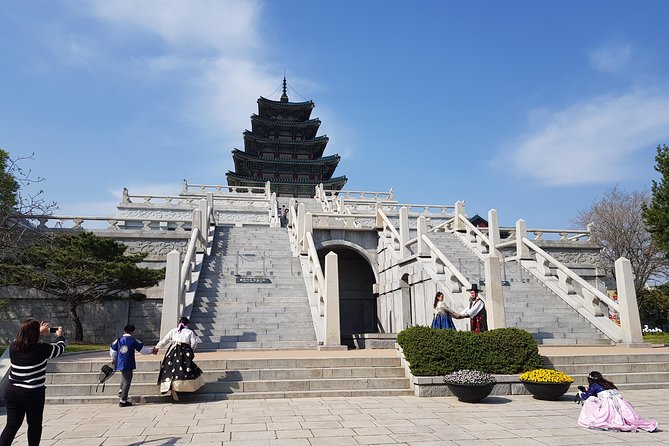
[{"left": 431, "top": 313, "right": 456, "bottom": 330}]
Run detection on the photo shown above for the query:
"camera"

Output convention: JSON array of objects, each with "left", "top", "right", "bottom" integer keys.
[{"left": 49, "top": 326, "right": 59, "bottom": 333}]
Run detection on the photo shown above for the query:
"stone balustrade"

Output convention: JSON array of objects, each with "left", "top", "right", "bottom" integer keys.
[
  {"left": 160, "top": 202, "right": 215, "bottom": 337},
  {"left": 18, "top": 214, "right": 192, "bottom": 232},
  {"left": 181, "top": 180, "right": 270, "bottom": 197},
  {"left": 517, "top": 233, "right": 640, "bottom": 344}
]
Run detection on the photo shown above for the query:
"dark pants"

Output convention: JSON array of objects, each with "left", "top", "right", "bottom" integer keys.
[
  {"left": 0, "top": 386, "right": 46, "bottom": 446},
  {"left": 119, "top": 369, "right": 133, "bottom": 402}
]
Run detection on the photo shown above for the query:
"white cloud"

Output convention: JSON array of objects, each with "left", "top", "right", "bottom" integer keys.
[
  {"left": 44, "top": 33, "right": 101, "bottom": 69},
  {"left": 503, "top": 90, "right": 669, "bottom": 186},
  {"left": 590, "top": 42, "right": 632, "bottom": 73},
  {"left": 67, "top": 0, "right": 297, "bottom": 146},
  {"left": 82, "top": 0, "right": 262, "bottom": 54}
]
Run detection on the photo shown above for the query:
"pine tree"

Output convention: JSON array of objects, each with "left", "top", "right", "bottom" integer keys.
[{"left": 643, "top": 144, "right": 669, "bottom": 254}]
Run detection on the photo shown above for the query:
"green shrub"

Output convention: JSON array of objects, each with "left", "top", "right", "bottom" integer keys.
[{"left": 397, "top": 326, "right": 544, "bottom": 376}]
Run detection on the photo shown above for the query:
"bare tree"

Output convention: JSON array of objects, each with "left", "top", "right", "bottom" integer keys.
[
  {"left": 0, "top": 149, "right": 58, "bottom": 261},
  {"left": 574, "top": 186, "right": 669, "bottom": 294}
]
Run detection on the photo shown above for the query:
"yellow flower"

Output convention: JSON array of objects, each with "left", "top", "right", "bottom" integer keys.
[{"left": 519, "top": 368, "right": 574, "bottom": 384}]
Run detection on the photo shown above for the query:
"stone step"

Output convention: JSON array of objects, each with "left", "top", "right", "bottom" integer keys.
[
  {"left": 43, "top": 352, "right": 411, "bottom": 403},
  {"left": 46, "top": 365, "right": 406, "bottom": 385},
  {"left": 200, "top": 340, "right": 319, "bottom": 350},
  {"left": 45, "top": 387, "right": 415, "bottom": 405},
  {"left": 193, "top": 328, "right": 316, "bottom": 337}
]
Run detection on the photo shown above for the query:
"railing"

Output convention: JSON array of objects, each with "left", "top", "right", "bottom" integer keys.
[
  {"left": 15, "top": 214, "right": 192, "bottom": 232},
  {"left": 181, "top": 180, "right": 270, "bottom": 197},
  {"left": 430, "top": 201, "right": 491, "bottom": 260},
  {"left": 160, "top": 201, "right": 215, "bottom": 337},
  {"left": 315, "top": 183, "right": 395, "bottom": 201},
  {"left": 496, "top": 226, "right": 593, "bottom": 244},
  {"left": 432, "top": 203, "right": 639, "bottom": 343},
  {"left": 286, "top": 198, "right": 340, "bottom": 345},
  {"left": 304, "top": 231, "right": 327, "bottom": 319},
  {"left": 380, "top": 210, "right": 471, "bottom": 320},
  {"left": 268, "top": 192, "right": 280, "bottom": 228},
  {"left": 518, "top": 236, "right": 635, "bottom": 342}
]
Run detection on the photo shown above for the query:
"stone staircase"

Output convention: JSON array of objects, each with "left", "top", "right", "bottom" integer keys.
[
  {"left": 189, "top": 225, "right": 317, "bottom": 350},
  {"left": 545, "top": 351, "right": 669, "bottom": 391},
  {"left": 427, "top": 231, "right": 612, "bottom": 345},
  {"left": 43, "top": 353, "right": 413, "bottom": 404}
]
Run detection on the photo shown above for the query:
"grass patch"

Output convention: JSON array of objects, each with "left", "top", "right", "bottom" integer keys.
[
  {"left": 643, "top": 332, "right": 669, "bottom": 344},
  {"left": 0, "top": 343, "right": 108, "bottom": 356}
]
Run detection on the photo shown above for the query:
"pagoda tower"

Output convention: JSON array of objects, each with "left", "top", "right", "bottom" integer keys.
[{"left": 226, "top": 78, "right": 347, "bottom": 197}]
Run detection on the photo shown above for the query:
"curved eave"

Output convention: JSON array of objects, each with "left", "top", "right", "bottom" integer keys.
[
  {"left": 226, "top": 171, "right": 347, "bottom": 186},
  {"left": 243, "top": 131, "right": 328, "bottom": 146},
  {"left": 232, "top": 149, "right": 340, "bottom": 166},
  {"left": 258, "top": 96, "right": 314, "bottom": 108},
  {"left": 257, "top": 97, "right": 314, "bottom": 121},
  {"left": 250, "top": 115, "right": 321, "bottom": 128},
  {"left": 250, "top": 115, "right": 321, "bottom": 139}
]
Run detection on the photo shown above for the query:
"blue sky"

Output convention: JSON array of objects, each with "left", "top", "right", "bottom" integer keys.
[{"left": 2, "top": 0, "right": 669, "bottom": 229}]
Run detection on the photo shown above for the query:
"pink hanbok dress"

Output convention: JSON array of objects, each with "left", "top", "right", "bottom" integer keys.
[{"left": 577, "top": 385, "right": 657, "bottom": 432}]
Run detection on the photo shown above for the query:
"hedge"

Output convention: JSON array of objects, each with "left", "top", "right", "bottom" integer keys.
[{"left": 397, "top": 326, "right": 545, "bottom": 376}]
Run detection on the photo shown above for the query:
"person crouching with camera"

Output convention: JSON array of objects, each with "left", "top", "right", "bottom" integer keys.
[{"left": 0, "top": 320, "right": 66, "bottom": 446}]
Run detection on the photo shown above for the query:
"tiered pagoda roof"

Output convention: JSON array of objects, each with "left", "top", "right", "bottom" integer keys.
[{"left": 226, "top": 78, "right": 347, "bottom": 197}]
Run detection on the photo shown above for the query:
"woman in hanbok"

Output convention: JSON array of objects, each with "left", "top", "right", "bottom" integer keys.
[
  {"left": 431, "top": 292, "right": 457, "bottom": 330},
  {"left": 153, "top": 317, "right": 205, "bottom": 400},
  {"left": 577, "top": 371, "right": 657, "bottom": 432}
]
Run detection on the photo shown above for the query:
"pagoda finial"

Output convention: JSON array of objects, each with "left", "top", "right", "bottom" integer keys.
[{"left": 280, "top": 76, "right": 289, "bottom": 102}]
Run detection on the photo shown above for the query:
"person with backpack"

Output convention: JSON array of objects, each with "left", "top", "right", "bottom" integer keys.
[{"left": 110, "top": 324, "right": 153, "bottom": 407}]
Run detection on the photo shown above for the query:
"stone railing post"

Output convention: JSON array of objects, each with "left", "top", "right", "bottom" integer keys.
[
  {"left": 375, "top": 203, "right": 383, "bottom": 229},
  {"left": 399, "top": 206, "right": 410, "bottom": 258},
  {"left": 198, "top": 199, "right": 207, "bottom": 234},
  {"left": 304, "top": 212, "right": 313, "bottom": 237},
  {"left": 191, "top": 208, "right": 203, "bottom": 252},
  {"left": 484, "top": 254, "right": 506, "bottom": 329},
  {"left": 297, "top": 202, "right": 306, "bottom": 255},
  {"left": 181, "top": 179, "right": 188, "bottom": 194},
  {"left": 161, "top": 250, "right": 181, "bottom": 338},
  {"left": 122, "top": 187, "right": 130, "bottom": 203},
  {"left": 417, "top": 216, "right": 429, "bottom": 257},
  {"left": 515, "top": 219, "right": 532, "bottom": 260},
  {"left": 389, "top": 187, "right": 395, "bottom": 200},
  {"left": 454, "top": 200, "right": 465, "bottom": 232},
  {"left": 488, "top": 209, "right": 501, "bottom": 257},
  {"left": 615, "top": 257, "right": 643, "bottom": 344},
  {"left": 586, "top": 222, "right": 594, "bottom": 241},
  {"left": 265, "top": 181, "right": 271, "bottom": 198},
  {"left": 323, "top": 252, "right": 341, "bottom": 347},
  {"left": 206, "top": 192, "right": 214, "bottom": 212}
]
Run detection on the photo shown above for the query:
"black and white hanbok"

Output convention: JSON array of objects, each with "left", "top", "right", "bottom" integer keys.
[{"left": 155, "top": 326, "right": 204, "bottom": 396}]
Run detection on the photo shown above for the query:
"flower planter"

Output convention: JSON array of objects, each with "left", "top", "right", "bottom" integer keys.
[
  {"left": 522, "top": 381, "right": 571, "bottom": 400},
  {"left": 446, "top": 383, "right": 495, "bottom": 403}
]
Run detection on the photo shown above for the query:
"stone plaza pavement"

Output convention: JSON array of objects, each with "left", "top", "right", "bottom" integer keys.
[{"left": 1, "top": 389, "right": 669, "bottom": 445}]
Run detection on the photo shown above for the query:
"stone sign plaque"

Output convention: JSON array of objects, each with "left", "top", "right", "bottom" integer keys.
[{"left": 235, "top": 277, "right": 272, "bottom": 284}]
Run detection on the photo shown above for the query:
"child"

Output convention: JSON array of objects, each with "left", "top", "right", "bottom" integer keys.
[
  {"left": 577, "top": 370, "right": 658, "bottom": 432},
  {"left": 110, "top": 324, "right": 153, "bottom": 407}
]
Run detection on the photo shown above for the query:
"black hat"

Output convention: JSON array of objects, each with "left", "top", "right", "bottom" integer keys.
[{"left": 466, "top": 284, "right": 481, "bottom": 292}]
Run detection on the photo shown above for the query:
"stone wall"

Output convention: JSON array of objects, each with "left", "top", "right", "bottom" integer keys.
[{"left": 0, "top": 293, "right": 162, "bottom": 345}]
